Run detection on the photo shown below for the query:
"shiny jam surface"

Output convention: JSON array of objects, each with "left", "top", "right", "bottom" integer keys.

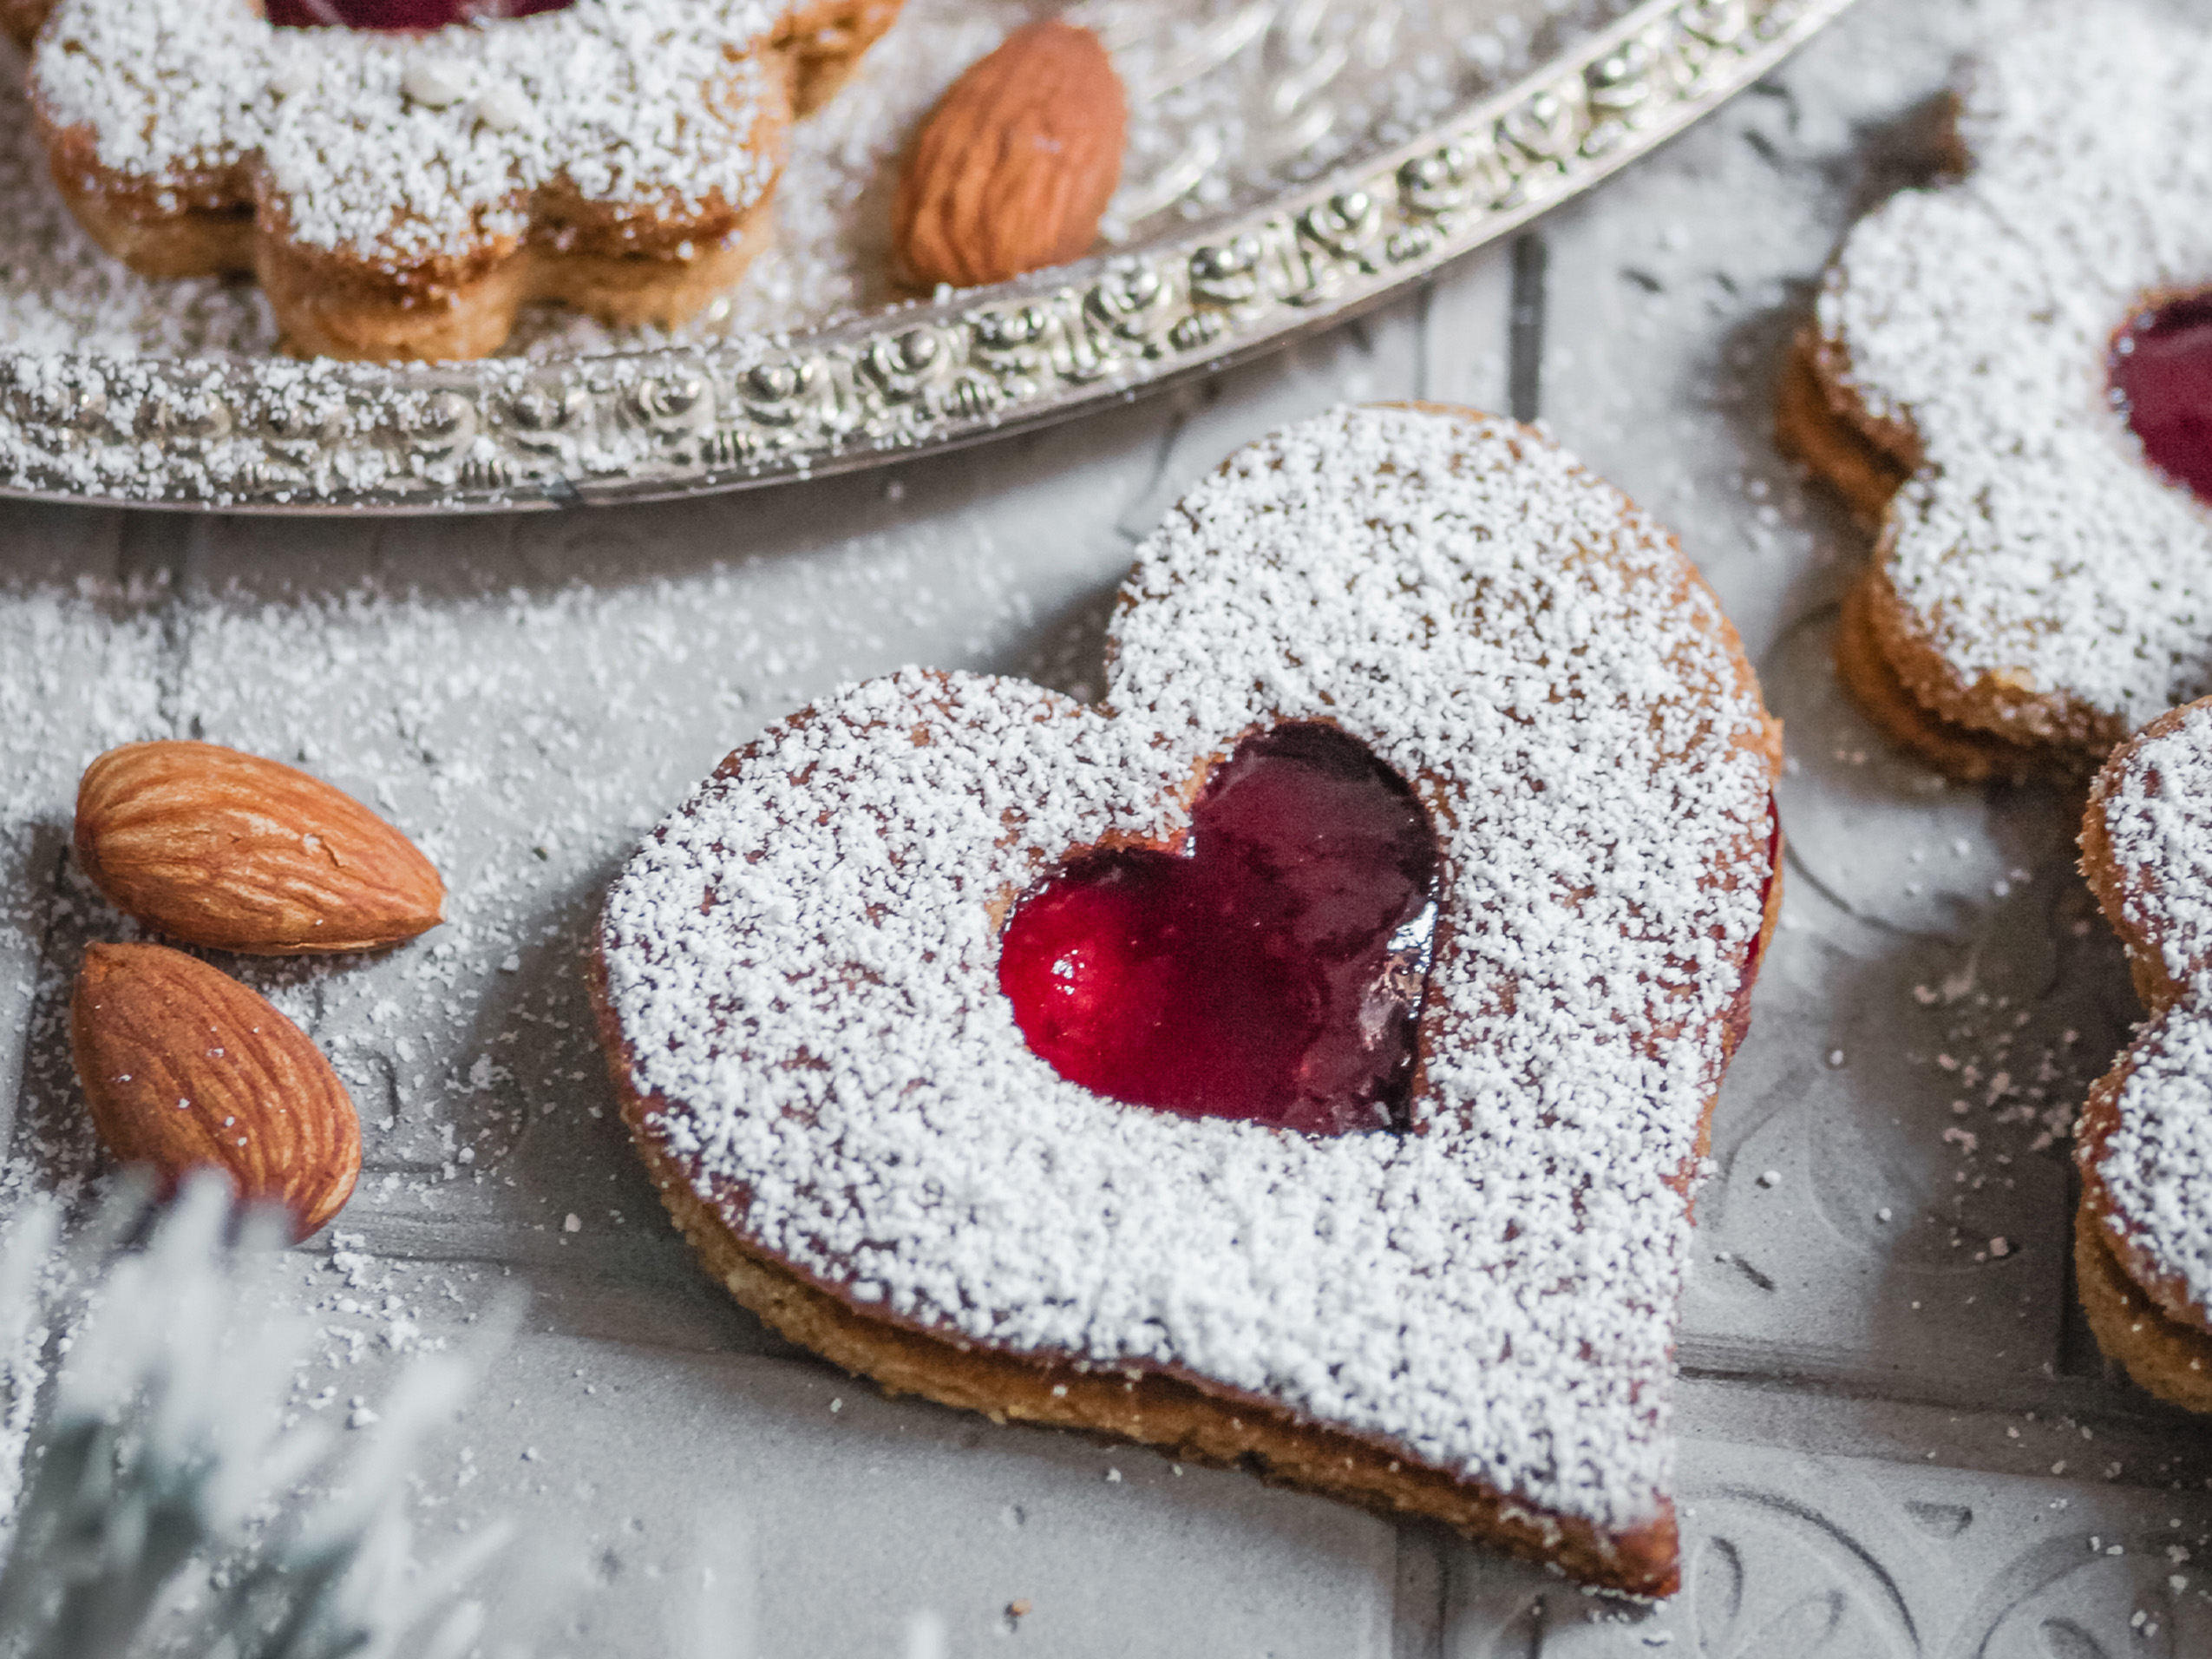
[
  {"left": 996, "top": 724, "right": 1440, "bottom": 1137},
  {"left": 2111, "top": 292, "right": 2212, "bottom": 506},
  {"left": 265, "top": 0, "right": 568, "bottom": 30}
]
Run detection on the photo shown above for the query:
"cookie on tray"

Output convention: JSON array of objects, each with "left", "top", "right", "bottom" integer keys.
[
  {"left": 16, "top": 0, "right": 900, "bottom": 359},
  {"left": 1780, "top": 3, "right": 2212, "bottom": 782},
  {"left": 2077, "top": 697, "right": 2212, "bottom": 1411},
  {"left": 592, "top": 404, "right": 1784, "bottom": 1596}
]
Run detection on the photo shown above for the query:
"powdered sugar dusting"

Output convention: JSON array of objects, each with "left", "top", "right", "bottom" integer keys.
[
  {"left": 33, "top": 0, "right": 787, "bottom": 262},
  {"left": 2091, "top": 698, "right": 2212, "bottom": 1310},
  {"left": 2098, "top": 702, "right": 2212, "bottom": 992},
  {"left": 598, "top": 406, "right": 1775, "bottom": 1535},
  {"left": 1816, "top": 2, "right": 2212, "bottom": 733},
  {"left": 2, "top": 0, "right": 1565, "bottom": 360}
]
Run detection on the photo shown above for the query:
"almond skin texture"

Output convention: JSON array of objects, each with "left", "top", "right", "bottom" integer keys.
[
  {"left": 76, "top": 739, "right": 444, "bottom": 955},
  {"left": 71, "top": 942, "right": 361, "bottom": 1240},
  {"left": 893, "top": 20, "right": 1126, "bottom": 289}
]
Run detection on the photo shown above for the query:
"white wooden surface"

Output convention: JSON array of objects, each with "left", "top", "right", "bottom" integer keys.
[{"left": 5, "top": 1, "right": 2212, "bottom": 1652}]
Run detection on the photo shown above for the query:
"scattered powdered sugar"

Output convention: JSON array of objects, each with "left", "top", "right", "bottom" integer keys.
[
  {"left": 599, "top": 406, "right": 1775, "bottom": 1536},
  {"left": 1816, "top": 0, "right": 2212, "bottom": 733},
  {"left": 0, "top": 508, "right": 1085, "bottom": 1413},
  {"left": 0, "top": 56, "right": 278, "bottom": 357},
  {"left": 34, "top": 0, "right": 787, "bottom": 264},
  {"left": 2090, "top": 699, "right": 2212, "bottom": 1308}
]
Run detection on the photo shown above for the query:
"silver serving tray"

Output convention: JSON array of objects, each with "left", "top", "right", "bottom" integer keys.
[{"left": 0, "top": 0, "right": 1854, "bottom": 513}]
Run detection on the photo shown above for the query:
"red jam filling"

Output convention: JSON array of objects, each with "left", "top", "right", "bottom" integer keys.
[
  {"left": 265, "top": 0, "right": 567, "bottom": 30},
  {"left": 2111, "top": 292, "right": 2212, "bottom": 506},
  {"left": 997, "top": 724, "right": 1439, "bottom": 1137}
]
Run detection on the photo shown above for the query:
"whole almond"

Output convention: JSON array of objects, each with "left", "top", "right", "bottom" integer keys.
[
  {"left": 76, "top": 739, "right": 444, "bottom": 955},
  {"left": 71, "top": 942, "right": 361, "bottom": 1240},
  {"left": 893, "top": 20, "right": 1126, "bottom": 290}
]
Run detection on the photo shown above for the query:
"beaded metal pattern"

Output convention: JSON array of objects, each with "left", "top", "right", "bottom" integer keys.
[{"left": 0, "top": 0, "right": 1853, "bottom": 510}]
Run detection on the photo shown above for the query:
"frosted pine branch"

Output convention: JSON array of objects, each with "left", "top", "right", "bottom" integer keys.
[{"left": 0, "top": 1174, "right": 508, "bottom": 1659}]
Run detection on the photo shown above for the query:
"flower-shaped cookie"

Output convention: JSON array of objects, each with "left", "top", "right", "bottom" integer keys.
[
  {"left": 2078, "top": 696, "right": 2212, "bottom": 1410},
  {"left": 21, "top": 0, "right": 899, "bottom": 358},
  {"left": 1781, "top": 3, "right": 2212, "bottom": 780},
  {"left": 592, "top": 406, "right": 1783, "bottom": 1595}
]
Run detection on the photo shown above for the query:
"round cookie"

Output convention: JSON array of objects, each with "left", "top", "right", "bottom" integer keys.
[
  {"left": 2077, "top": 697, "right": 2212, "bottom": 1411},
  {"left": 1780, "top": 3, "right": 2212, "bottom": 782},
  {"left": 592, "top": 404, "right": 1783, "bottom": 1597},
  {"left": 17, "top": 0, "right": 899, "bottom": 359}
]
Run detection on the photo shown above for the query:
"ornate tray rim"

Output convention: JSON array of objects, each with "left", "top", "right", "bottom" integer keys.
[{"left": 0, "top": 0, "right": 1855, "bottom": 515}]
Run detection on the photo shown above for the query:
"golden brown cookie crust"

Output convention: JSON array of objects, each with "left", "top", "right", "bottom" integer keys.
[
  {"left": 2074, "top": 1201, "right": 2212, "bottom": 1413},
  {"left": 781, "top": 0, "right": 903, "bottom": 114},
  {"left": 1774, "top": 325, "right": 1912, "bottom": 530},
  {"left": 31, "top": 0, "right": 896, "bottom": 360},
  {"left": 2073, "top": 710, "right": 2212, "bottom": 1357},
  {"left": 591, "top": 895, "right": 1779, "bottom": 1601},
  {"left": 591, "top": 408, "right": 1784, "bottom": 1598},
  {"left": 1783, "top": 327, "right": 2115, "bottom": 782},
  {"left": 2076, "top": 1059, "right": 2212, "bottom": 1341},
  {"left": 591, "top": 844, "right": 1783, "bottom": 1597},
  {"left": 1830, "top": 569, "right": 2053, "bottom": 784},
  {"left": 596, "top": 978, "right": 1685, "bottom": 1594},
  {"left": 2071, "top": 701, "right": 2212, "bottom": 1407},
  {"left": 2079, "top": 714, "right": 2196, "bottom": 1014}
]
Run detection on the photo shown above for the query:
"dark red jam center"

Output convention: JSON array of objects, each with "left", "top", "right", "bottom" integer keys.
[
  {"left": 265, "top": 0, "right": 567, "bottom": 30},
  {"left": 997, "top": 724, "right": 1439, "bottom": 1137},
  {"left": 2111, "top": 292, "right": 2212, "bottom": 507}
]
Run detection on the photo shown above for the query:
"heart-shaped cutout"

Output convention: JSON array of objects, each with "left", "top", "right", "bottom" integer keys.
[
  {"left": 2076, "top": 695, "right": 2212, "bottom": 1410},
  {"left": 595, "top": 406, "right": 1783, "bottom": 1597},
  {"left": 2112, "top": 292, "right": 2212, "bottom": 508},
  {"left": 263, "top": 0, "right": 570, "bottom": 30},
  {"left": 997, "top": 721, "right": 1438, "bottom": 1138}
]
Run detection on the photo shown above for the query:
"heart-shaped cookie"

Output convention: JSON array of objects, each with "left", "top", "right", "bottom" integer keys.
[
  {"left": 592, "top": 405, "right": 1783, "bottom": 1596},
  {"left": 2076, "top": 696, "right": 2212, "bottom": 1409}
]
